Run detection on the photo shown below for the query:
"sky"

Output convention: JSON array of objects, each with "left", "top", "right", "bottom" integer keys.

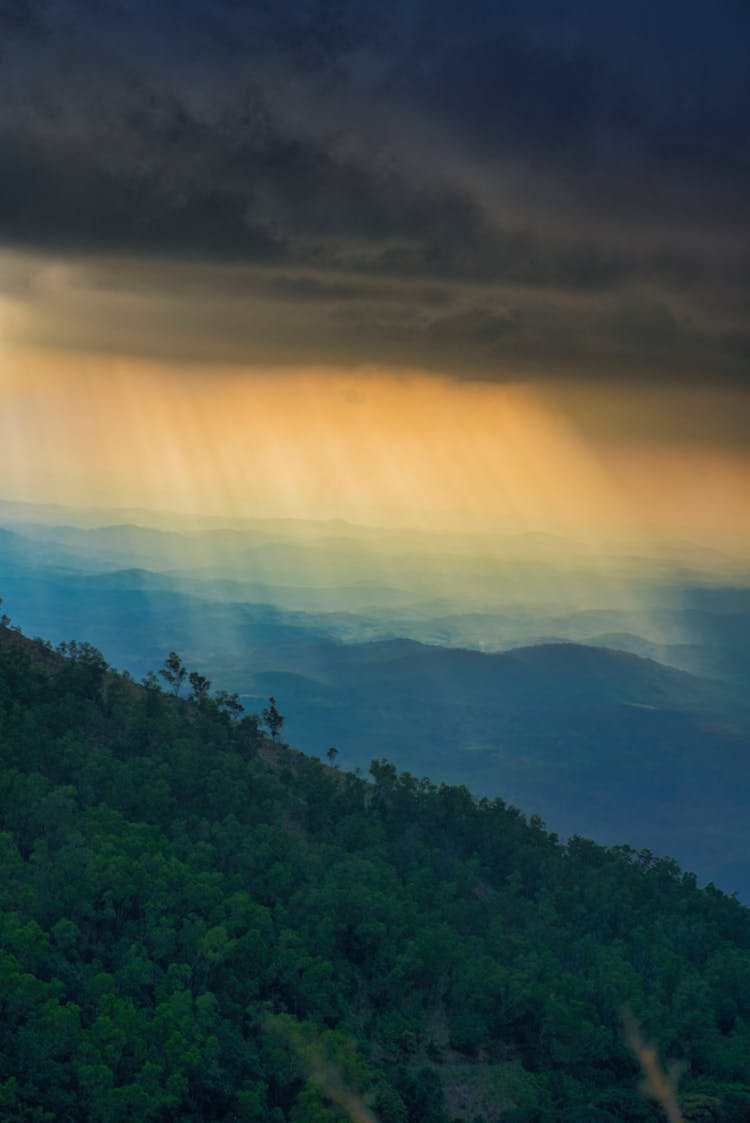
[{"left": 1, "top": 0, "right": 748, "bottom": 547}]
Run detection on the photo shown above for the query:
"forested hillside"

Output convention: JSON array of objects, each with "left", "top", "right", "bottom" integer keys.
[
  {"left": 4, "top": 518, "right": 750, "bottom": 898},
  {"left": 1, "top": 618, "right": 749, "bottom": 1122}
]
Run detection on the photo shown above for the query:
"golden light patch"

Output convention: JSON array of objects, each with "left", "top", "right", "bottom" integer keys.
[
  {"left": 0, "top": 350, "right": 625, "bottom": 534},
  {"left": 0, "top": 347, "right": 748, "bottom": 556}
]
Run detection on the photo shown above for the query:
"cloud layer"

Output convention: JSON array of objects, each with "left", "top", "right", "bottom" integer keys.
[{"left": 1, "top": 0, "right": 748, "bottom": 384}]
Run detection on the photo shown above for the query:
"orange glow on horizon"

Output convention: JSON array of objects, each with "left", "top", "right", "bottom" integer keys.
[{"left": 1, "top": 347, "right": 749, "bottom": 551}]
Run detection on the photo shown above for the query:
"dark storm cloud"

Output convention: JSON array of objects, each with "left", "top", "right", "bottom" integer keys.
[
  {"left": 413, "top": 2, "right": 750, "bottom": 176},
  {"left": 594, "top": 297, "right": 679, "bottom": 355},
  {"left": 1, "top": 0, "right": 748, "bottom": 383}
]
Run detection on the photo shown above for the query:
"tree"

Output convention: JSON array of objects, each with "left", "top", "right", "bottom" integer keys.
[
  {"left": 262, "top": 697, "right": 284, "bottom": 743},
  {"left": 159, "top": 652, "right": 187, "bottom": 696},
  {"left": 215, "top": 690, "right": 244, "bottom": 721},
  {"left": 188, "top": 671, "right": 211, "bottom": 704},
  {"left": 326, "top": 747, "right": 339, "bottom": 769},
  {"left": 57, "top": 640, "right": 109, "bottom": 671},
  {"left": 56, "top": 640, "right": 109, "bottom": 698}
]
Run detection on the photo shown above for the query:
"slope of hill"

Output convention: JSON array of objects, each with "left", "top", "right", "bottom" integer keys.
[
  {"left": 2, "top": 512, "right": 750, "bottom": 896},
  {"left": 0, "top": 621, "right": 749, "bottom": 1123},
  {"left": 245, "top": 640, "right": 750, "bottom": 899}
]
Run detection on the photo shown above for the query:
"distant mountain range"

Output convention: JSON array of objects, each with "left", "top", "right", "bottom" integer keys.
[{"left": 1, "top": 502, "right": 749, "bottom": 897}]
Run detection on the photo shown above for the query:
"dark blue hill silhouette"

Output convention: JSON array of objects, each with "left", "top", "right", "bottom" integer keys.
[{"left": 339, "top": 640, "right": 737, "bottom": 707}]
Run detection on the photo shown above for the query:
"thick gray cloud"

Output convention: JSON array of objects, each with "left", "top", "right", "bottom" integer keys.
[{"left": 1, "top": 0, "right": 748, "bottom": 384}]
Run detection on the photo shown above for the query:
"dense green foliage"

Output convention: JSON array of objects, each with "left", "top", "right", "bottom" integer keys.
[{"left": 1, "top": 622, "right": 749, "bottom": 1122}]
